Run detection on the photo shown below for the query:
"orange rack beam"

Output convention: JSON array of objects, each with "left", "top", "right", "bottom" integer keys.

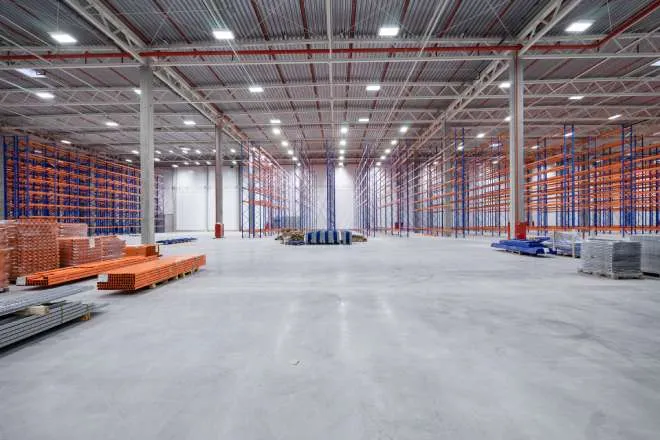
[
  {"left": 18, "top": 255, "right": 158, "bottom": 287},
  {"left": 97, "top": 254, "right": 206, "bottom": 291}
]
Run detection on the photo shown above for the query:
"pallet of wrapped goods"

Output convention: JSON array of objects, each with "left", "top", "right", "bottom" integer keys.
[
  {"left": 58, "top": 222, "right": 88, "bottom": 237},
  {"left": 124, "top": 244, "right": 159, "bottom": 258},
  {"left": 579, "top": 239, "right": 642, "bottom": 279},
  {"left": 98, "top": 236, "right": 126, "bottom": 260},
  {"left": 9, "top": 220, "right": 59, "bottom": 281},
  {"left": 629, "top": 236, "right": 660, "bottom": 276},
  {"left": 58, "top": 237, "right": 104, "bottom": 267},
  {"left": 97, "top": 254, "right": 205, "bottom": 291}
]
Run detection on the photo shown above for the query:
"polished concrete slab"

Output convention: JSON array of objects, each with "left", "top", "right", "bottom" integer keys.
[{"left": 0, "top": 233, "right": 659, "bottom": 439}]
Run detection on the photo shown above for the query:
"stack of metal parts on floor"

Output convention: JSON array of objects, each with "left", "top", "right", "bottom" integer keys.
[
  {"left": 18, "top": 255, "right": 158, "bottom": 287},
  {"left": 305, "top": 230, "right": 352, "bottom": 245},
  {"left": 58, "top": 222, "right": 88, "bottom": 237},
  {"left": 629, "top": 236, "right": 660, "bottom": 276},
  {"left": 550, "top": 231, "right": 582, "bottom": 257},
  {"left": 97, "top": 254, "right": 206, "bottom": 291},
  {"left": 579, "top": 239, "right": 642, "bottom": 279},
  {"left": 8, "top": 220, "right": 59, "bottom": 280},
  {"left": 98, "top": 236, "right": 125, "bottom": 260},
  {"left": 0, "top": 285, "right": 93, "bottom": 350},
  {"left": 58, "top": 237, "right": 103, "bottom": 266}
]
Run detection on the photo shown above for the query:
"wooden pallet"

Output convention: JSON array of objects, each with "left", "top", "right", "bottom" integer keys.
[{"left": 578, "top": 269, "right": 644, "bottom": 280}]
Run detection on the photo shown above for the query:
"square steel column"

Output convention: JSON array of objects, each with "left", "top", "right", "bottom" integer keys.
[
  {"left": 139, "top": 63, "right": 155, "bottom": 244},
  {"left": 509, "top": 53, "right": 525, "bottom": 239},
  {"left": 214, "top": 120, "right": 225, "bottom": 238}
]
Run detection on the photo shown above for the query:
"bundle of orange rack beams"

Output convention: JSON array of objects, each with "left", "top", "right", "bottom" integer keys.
[
  {"left": 18, "top": 255, "right": 158, "bottom": 287},
  {"left": 97, "top": 255, "right": 206, "bottom": 291}
]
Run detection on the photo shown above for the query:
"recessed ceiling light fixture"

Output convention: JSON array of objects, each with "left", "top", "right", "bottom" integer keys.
[
  {"left": 49, "top": 32, "right": 77, "bottom": 44},
  {"left": 183, "top": 120, "right": 196, "bottom": 126},
  {"left": 566, "top": 20, "right": 593, "bottom": 33},
  {"left": 249, "top": 86, "right": 264, "bottom": 93},
  {"left": 35, "top": 91, "right": 54, "bottom": 100},
  {"left": 105, "top": 121, "right": 119, "bottom": 127},
  {"left": 569, "top": 95, "right": 584, "bottom": 100},
  {"left": 378, "top": 26, "right": 399, "bottom": 37},
  {"left": 61, "top": 140, "right": 71, "bottom": 144},
  {"left": 213, "top": 29, "right": 235, "bottom": 40},
  {"left": 15, "top": 68, "right": 46, "bottom": 78},
  {"left": 608, "top": 114, "right": 622, "bottom": 120},
  {"left": 366, "top": 84, "right": 381, "bottom": 92}
]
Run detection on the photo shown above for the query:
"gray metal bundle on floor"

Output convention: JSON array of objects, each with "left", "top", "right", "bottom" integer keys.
[
  {"left": 580, "top": 239, "right": 642, "bottom": 279},
  {"left": 0, "top": 301, "right": 93, "bottom": 350},
  {"left": 0, "top": 285, "right": 91, "bottom": 317},
  {"left": 629, "top": 236, "right": 660, "bottom": 276}
]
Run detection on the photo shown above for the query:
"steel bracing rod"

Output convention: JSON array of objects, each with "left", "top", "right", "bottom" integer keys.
[
  {"left": 60, "top": 0, "right": 244, "bottom": 144},
  {"left": 0, "top": 285, "right": 92, "bottom": 317},
  {"left": 406, "top": 0, "right": 584, "bottom": 158}
]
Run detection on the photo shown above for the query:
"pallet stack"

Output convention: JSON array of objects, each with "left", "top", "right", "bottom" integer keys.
[
  {"left": 124, "top": 244, "right": 159, "bottom": 258},
  {"left": 99, "top": 236, "right": 126, "bottom": 260},
  {"left": 58, "top": 237, "right": 104, "bottom": 267},
  {"left": 0, "top": 227, "right": 11, "bottom": 291},
  {"left": 97, "top": 255, "right": 205, "bottom": 291},
  {"left": 629, "top": 236, "right": 660, "bottom": 276},
  {"left": 8, "top": 220, "right": 59, "bottom": 280},
  {"left": 58, "top": 222, "right": 89, "bottom": 237},
  {"left": 580, "top": 239, "right": 642, "bottom": 279}
]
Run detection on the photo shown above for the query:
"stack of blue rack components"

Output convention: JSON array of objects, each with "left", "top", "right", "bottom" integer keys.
[
  {"left": 491, "top": 238, "right": 547, "bottom": 256},
  {"left": 305, "top": 230, "right": 352, "bottom": 245},
  {"left": 156, "top": 237, "right": 198, "bottom": 245}
]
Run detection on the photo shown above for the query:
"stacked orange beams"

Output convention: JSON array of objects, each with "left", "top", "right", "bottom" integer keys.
[
  {"left": 18, "top": 255, "right": 158, "bottom": 287},
  {"left": 97, "top": 255, "right": 206, "bottom": 291},
  {"left": 124, "top": 244, "right": 159, "bottom": 257}
]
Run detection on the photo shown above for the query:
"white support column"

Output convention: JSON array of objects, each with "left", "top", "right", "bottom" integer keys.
[
  {"left": 509, "top": 52, "right": 525, "bottom": 238},
  {"left": 214, "top": 120, "right": 225, "bottom": 238},
  {"left": 140, "top": 63, "right": 155, "bottom": 244}
]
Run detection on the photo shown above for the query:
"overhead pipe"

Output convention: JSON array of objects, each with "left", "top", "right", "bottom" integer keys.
[{"left": 0, "top": 0, "right": 657, "bottom": 63}]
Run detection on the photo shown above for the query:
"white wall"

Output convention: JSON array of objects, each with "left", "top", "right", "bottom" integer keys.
[
  {"left": 313, "top": 164, "right": 355, "bottom": 230},
  {"left": 160, "top": 164, "right": 355, "bottom": 232},
  {"left": 159, "top": 166, "right": 239, "bottom": 232}
]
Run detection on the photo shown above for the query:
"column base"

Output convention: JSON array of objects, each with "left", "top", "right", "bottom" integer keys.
[{"left": 214, "top": 223, "right": 224, "bottom": 239}]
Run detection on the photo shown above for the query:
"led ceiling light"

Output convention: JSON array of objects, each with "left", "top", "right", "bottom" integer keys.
[
  {"left": 213, "top": 30, "right": 235, "bottom": 40},
  {"left": 531, "top": 145, "right": 539, "bottom": 150},
  {"left": 476, "top": 133, "right": 485, "bottom": 139},
  {"left": 281, "top": 140, "right": 289, "bottom": 147},
  {"left": 652, "top": 60, "right": 660, "bottom": 67},
  {"left": 61, "top": 140, "right": 71, "bottom": 144},
  {"left": 172, "top": 164, "right": 178, "bottom": 168},
  {"left": 270, "top": 119, "right": 281, "bottom": 124},
  {"left": 608, "top": 114, "right": 622, "bottom": 120},
  {"left": 155, "top": 150, "right": 161, "bottom": 154},
  {"left": 358, "top": 117, "right": 369, "bottom": 123},
  {"left": 49, "top": 32, "right": 77, "bottom": 44},
  {"left": 380, "top": 155, "right": 386, "bottom": 160},
  {"left": 131, "top": 150, "right": 139, "bottom": 155},
  {"left": 499, "top": 81, "right": 511, "bottom": 89},
  {"left": 183, "top": 120, "right": 196, "bottom": 126},
  {"left": 15, "top": 68, "right": 46, "bottom": 78},
  {"left": 125, "top": 159, "right": 132, "bottom": 163},
  {"left": 195, "top": 149, "right": 202, "bottom": 154},
  {"left": 378, "top": 26, "right": 399, "bottom": 37},
  {"left": 390, "top": 139, "right": 397, "bottom": 145},
  {"left": 249, "top": 86, "right": 264, "bottom": 93},
  {"left": 155, "top": 157, "right": 161, "bottom": 162},
  {"left": 35, "top": 92, "right": 54, "bottom": 100},
  {"left": 565, "top": 20, "right": 593, "bottom": 33},
  {"left": 232, "top": 160, "right": 237, "bottom": 165},
  {"left": 206, "top": 161, "right": 211, "bottom": 165},
  {"left": 183, "top": 161, "right": 189, "bottom": 165},
  {"left": 339, "top": 149, "right": 345, "bottom": 154},
  {"left": 194, "top": 161, "right": 200, "bottom": 165},
  {"left": 399, "top": 125, "right": 409, "bottom": 133},
  {"left": 339, "top": 139, "right": 347, "bottom": 146},
  {"left": 366, "top": 84, "right": 381, "bottom": 92},
  {"left": 133, "top": 88, "right": 141, "bottom": 95},
  {"left": 272, "top": 127, "right": 281, "bottom": 135},
  {"left": 105, "top": 121, "right": 119, "bottom": 127},
  {"left": 569, "top": 95, "right": 584, "bottom": 100},
  {"left": 288, "top": 149, "right": 294, "bottom": 155},
  {"left": 340, "top": 126, "right": 348, "bottom": 134},
  {"left": 376, "top": 162, "right": 381, "bottom": 167},
  {"left": 504, "top": 116, "right": 511, "bottom": 122},
  {"left": 293, "top": 157, "right": 298, "bottom": 162},
  {"left": 385, "top": 148, "right": 391, "bottom": 154},
  {"left": 230, "top": 148, "right": 236, "bottom": 153}
]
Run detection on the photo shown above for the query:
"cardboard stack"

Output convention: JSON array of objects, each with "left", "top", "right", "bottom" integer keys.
[
  {"left": 0, "top": 227, "right": 11, "bottom": 290},
  {"left": 99, "top": 236, "right": 126, "bottom": 260},
  {"left": 58, "top": 222, "right": 89, "bottom": 237},
  {"left": 58, "top": 237, "right": 103, "bottom": 267}
]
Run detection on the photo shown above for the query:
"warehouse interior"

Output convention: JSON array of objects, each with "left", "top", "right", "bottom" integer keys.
[{"left": 1, "top": 0, "right": 660, "bottom": 438}]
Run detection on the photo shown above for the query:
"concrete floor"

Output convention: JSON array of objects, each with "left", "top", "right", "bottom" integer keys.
[{"left": 0, "top": 233, "right": 659, "bottom": 439}]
